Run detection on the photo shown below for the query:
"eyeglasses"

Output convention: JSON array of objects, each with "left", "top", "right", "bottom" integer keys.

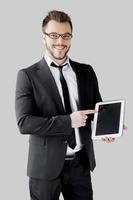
[{"left": 44, "top": 32, "right": 73, "bottom": 40}]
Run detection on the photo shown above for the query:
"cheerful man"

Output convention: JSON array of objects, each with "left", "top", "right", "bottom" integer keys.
[{"left": 15, "top": 10, "right": 117, "bottom": 200}]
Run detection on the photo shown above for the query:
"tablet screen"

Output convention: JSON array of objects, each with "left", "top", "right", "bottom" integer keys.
[{"left": 96, "top": 103, "right": 121, "bottom": 135}]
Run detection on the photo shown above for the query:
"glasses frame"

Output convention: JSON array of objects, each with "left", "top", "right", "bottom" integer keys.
[{"left": 43, "top": 32, "right": 73, "bottom": 40}]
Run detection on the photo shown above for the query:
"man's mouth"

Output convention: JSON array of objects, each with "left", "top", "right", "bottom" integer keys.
[{"left": 54, "top": 46, "right": 66, "bottom": 50}]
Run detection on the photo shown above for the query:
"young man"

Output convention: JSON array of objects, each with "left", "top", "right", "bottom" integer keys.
[{"left": 15, "top": 10, "right": 116, "bottom": 200}]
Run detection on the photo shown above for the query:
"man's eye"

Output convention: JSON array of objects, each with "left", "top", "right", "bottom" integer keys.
[
  {"left": 63, "top": 35, "right": 69, "bottom": 39},
  {"left": 62, "top": 34, "right": 72, "bottom": 40},
  {"left": 50, "top": 34, "right": 58, "bottom": 38}
]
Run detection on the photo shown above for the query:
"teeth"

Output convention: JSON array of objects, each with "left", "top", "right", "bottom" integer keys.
[{"left": 54, "top": 46, "right": 65, "bottom": 50}]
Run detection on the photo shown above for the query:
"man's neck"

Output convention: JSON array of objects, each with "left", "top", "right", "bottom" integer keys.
[{"left": 46, "top": 53, "right": 67, "bottom": 66}]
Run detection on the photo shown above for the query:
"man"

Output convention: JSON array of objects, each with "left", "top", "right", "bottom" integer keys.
[{"left": 15, "top": 10, "right": 116, "bottom": 200}]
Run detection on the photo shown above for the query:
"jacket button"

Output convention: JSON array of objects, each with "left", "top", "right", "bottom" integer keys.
[{"left": 64, "top": 140, "right": 67, "bottom": 144}]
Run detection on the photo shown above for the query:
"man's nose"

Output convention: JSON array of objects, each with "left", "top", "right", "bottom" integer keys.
[{"left": 57, "top": 36, "right": 65, "bottom": 45}]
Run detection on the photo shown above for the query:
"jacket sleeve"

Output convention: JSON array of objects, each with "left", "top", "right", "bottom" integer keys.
[{"left": 15, "top": 70, "right": 73, "bottom": 137}]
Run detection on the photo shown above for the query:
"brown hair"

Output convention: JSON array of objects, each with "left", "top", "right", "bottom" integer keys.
[{"left": 42, "top": 10, "right": 73, "bottom": 33}]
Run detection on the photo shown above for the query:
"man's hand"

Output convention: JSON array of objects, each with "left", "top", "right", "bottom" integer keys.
[
  {"left": 70, "top": 109, "right": 96, "bottom": 128},
  {"left": 101, "top": 137, "right": 115, "bottom": 143},
  {"left": 101, "top": 124, "right": 128, "bottom": 143}
]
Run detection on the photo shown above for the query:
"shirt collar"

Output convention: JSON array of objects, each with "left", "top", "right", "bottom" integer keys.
[{"left": 44, "top": 54, "right": 70, "bottom": 68}]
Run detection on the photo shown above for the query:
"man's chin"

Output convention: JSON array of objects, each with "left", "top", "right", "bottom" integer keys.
[
  {"left": 55, "top": 57, "right": 66, "bottom": 60},
  {"left": 53, "top": 54, "right": 67, "bottom": 61}
]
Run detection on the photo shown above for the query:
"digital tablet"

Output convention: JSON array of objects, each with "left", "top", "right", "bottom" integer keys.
[{"left": 91, "top": 100, "right": 125, "bottom": 140}]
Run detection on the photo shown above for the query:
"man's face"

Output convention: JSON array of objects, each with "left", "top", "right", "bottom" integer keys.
[{"left": 43, "top": 20, "right": 72, "bottom": 64}]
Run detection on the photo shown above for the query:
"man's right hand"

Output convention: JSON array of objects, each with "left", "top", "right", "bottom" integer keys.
[{"left": 70, "top": 110, "right": 96, "bottom": 128}]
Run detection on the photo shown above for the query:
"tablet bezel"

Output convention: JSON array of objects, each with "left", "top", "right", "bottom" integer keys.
[{"left": 91, "top": 100, "right": 125, "bottom": 140}]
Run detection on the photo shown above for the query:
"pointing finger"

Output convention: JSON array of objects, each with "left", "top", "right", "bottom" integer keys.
[{"left": 81, "top": 109, "right": 97, "bottom": 115}]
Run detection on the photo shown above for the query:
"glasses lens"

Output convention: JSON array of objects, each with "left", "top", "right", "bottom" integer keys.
[
  {"left": 62, "top": 33, "right": 72, "bottom": 40},
  {"left": 49, "top": 33, "right": 59, "bottom": 39}
]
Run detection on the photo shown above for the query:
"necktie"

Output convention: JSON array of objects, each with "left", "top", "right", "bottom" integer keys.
[{"left": 51, "top": 62, "right": 76, "bottom": 149}]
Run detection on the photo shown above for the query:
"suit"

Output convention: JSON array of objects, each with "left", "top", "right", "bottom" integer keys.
[{"left": 15, "top": 57, "right": 102, "bottom": 180}]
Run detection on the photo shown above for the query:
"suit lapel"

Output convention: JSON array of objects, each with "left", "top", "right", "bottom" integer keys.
[
  {"left": 37, "top": 57, "right": 65, "bottom": 113},
  {"left": 69, "top": 59, "right": 86, "bottom": 110}
]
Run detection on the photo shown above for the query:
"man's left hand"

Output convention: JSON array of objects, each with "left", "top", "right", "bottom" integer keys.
[{"left": 101, "top": 124, "right": 128, "bottom": 143}]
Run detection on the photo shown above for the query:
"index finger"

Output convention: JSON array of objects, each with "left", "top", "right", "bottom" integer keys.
[{"left": 80, "top": 109, "right": 97, "bottom": 115}]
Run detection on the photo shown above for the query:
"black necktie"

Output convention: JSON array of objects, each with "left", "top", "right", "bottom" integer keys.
[{"left": 51, "top": 62, "right": 76, "bottom": 149}]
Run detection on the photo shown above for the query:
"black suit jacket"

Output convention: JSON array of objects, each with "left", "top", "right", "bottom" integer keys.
[{"left": 15, "top": 57, "right": 102, "bottom": 180}]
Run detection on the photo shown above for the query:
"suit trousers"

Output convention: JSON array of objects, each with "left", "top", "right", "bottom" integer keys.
[{"left": 29, "top": 149, "right": 93, "bottom": 200}]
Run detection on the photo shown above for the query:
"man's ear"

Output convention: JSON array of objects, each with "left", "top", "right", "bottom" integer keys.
[{"left": 42, "top": 34, "right": 46, "bottom": 44}]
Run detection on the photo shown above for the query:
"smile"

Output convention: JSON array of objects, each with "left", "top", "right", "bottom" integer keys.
[{"left": 54, "top": 46, "right": 66, "bottom": 50}]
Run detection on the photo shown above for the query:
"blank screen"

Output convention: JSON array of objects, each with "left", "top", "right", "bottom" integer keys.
[{"left": 96, "top": 103, "right": 121, "bottom": 135}]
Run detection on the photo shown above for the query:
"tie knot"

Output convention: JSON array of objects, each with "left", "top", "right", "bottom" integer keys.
[{"left": 51, "top": 62, "right": 68, "bottom": 69}]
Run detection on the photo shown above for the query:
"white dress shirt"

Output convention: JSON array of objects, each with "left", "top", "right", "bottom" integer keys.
[{"left": 45, "top": 54, "right": 83, "bottom": 155}]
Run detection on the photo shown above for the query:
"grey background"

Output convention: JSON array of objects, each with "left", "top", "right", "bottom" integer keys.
[{"left": 0, "top": 0, "right": 132, "bottom": 199}]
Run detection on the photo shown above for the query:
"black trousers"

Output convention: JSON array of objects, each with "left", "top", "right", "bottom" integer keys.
[{"left": 29, "top": 150, "right": 93, "bottom": 200}]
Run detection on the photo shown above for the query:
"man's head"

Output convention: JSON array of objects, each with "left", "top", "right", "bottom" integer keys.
[{"left": 42, "top": 10, "right": 73, "bottom": 65}]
